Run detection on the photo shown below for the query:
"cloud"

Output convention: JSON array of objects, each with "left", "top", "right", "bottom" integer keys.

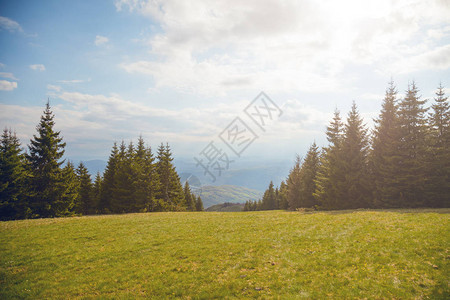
[
  {"left": 57, "top": 79, "right": 88, "bottom": 84},
  {"left": 117, "top": 0, "right": 450, "bottom": 96},
  {"left": 30, "top": 64, "right": 46, "bottom": 71},
  {"left": 0, "top": 80, "right": 17, "bottom": 91},
  {"left": 0, "top": 16, "right": 23, "bottom": 32},
  {"left": 0, "top": 72, "right": 18, "bottom": 80},
  {"left": 95, "top": 35, "right": 109, "bottom": 46},
  {"left": 47, "top": 84, "right": 62, "bottom": 92}
]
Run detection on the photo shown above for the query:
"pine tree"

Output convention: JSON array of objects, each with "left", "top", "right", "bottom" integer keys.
[
  {"left": 58, "top": 161, "right": 78, "bottom": 216},
  {"left": 111, "top": 141, "right": 135, "bottom": 213},
  {"left": 277, "top": 181, "right": 289, "bottom": 210},
  {"left": 426, "top": 84, "right": 450, "bottom": 207},
  {"left": 195, "top": 195, "right": 204, "bottom": 211},
  {"left": 261, "top": 181, "right": 276, "bottom": 210},
  {"left": 92, "top": 172, "right": 102, "bottom": 213},
  {"left": 183, "top": 181, "right": 195, "bottom": 211},
  {"left": 314, "top": 109, "right": 345, "bottom": 209},
  {"left": 287, "top": 156, "right": 302, "bottom": 210},
  {"left": 156, "top": 143, "right": 184, "bottom": 211},
  {"left": 371, "top": 81, "right": 402, "bottom": 208},
  {"left": 99, "top": 142, "right": 119, "bottom": 213},
  {"left": 133, "top": 136, "right": 157, "bottom": 212},
  {"left": 340, "top": 102, "right": 370, "bottom": 209},
  {"left": 298, "top": 142, "right": 320, "bottom": 208},
  {"left": 0, "top": 129, "right": 27, "bottom": 220},
  {"left": 397, "top": 82, "right": 428, "bottom": 207},
  {"left": 27, "top": 102, "right": 67, "bottom": 218},
  {"left": 76, "top": 162, "right": 93, "bottom": 215}
]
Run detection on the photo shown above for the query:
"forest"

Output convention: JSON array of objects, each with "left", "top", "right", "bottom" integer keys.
[
  {"left": 245, "top": 81, "right": 449, "bottom": 211},
  {"left": 1, "top": 81, "right": 449, "bottom": 220}
]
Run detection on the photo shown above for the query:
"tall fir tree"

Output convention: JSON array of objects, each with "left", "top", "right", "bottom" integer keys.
[
  {"left": 183, "top": 181, "right": 196, "bottom": 211},
  {"left": 58, "top": 161, "right": 79, "bottom": 216},
  {"left": 111, "top": 141, "right": 135, "bottom": 213},
  {"left": 370, "top": 81, "right": 402, "bottom": 208},
  {"left": 0, "top": 129, "right": 27, "bottom": 220},
  {"left": 298, "top": 142, "right": 320, "bottom": 208},
  {"left": 426, "top": 84, "right": 450, "bottom": 207},
  {"left": 287, "top": 156, "right": 302, "bottom": 210},
  {"left": 340, "top": 102, "right": 370, "bottom": 209},
  {"left": 99, "top": 142, "right": 119, "bottom": 213},
  {"left": 397, "top": 82, "right": 428, "bottom": 207},
  {"left": 314, "top": 109, "right": 345, "bottom": 209},
  {"left": 195, "top": 195, "right": 204, "bottom": 211},
  {"left": 277, "top": 181, "right": 289, "bottom": 210},
  {"left": 156, "top": 143, "right": 184, "bottom": 210},
  {"left": 261, "top": 181, "right": 277, "bottom": 210},
  {"left": 26, "top": 102, "right": 68, "bottom": 218},
  {"left": 76, "top": 162, "right": 93, "bottom": 215},
  {"left": 92, "top": 172, "right": 102, "bottom": 213}
]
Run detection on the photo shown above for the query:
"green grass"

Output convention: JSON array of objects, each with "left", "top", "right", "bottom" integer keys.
[{"left": 1, "top": 209, "right": 449, "bottom": 299}]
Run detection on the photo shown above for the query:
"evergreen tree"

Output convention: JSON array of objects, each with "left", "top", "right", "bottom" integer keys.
[
  {"left": 298, "top": 142, "right": 320, "bottom": 208},
  {"left": 156, "top": 143, "right": 184, "bottom": 210},
  {"left": 76, "top": 162, "right": 93, "bottom": 215},
  {"left": 426, "top": 84, "right": 450, "bottom": 207},
  {"left": 111, "top": 141, "right": 135, "bottom": 213},
  {"left": 0, "top": 129, "right": 27, "bottom": 220},
  {"left": 183, "top": 181, "right": 195, "bottom": 211},
  {"left": 371, "top": 81, "right": 402, "bottom": 208},
  {"left": 277, "top": 181, "right": 289, "bottom": 210},
  {"left": 26, "top": 102, "right": 67, "bottom": 218},
  {"left": 340, "top": 102, "right": 370, "bottom": 209},
  {"left": 261, "top": 181, "right": 277, "bottom": 210},
  {"left": 287, "top": 156, "right": 302, "bottom": 210},
  {"left": 397, "top": 82, "right": 428, "bottom": 207},
  {"left": 314, "top": 109, "right": 345, "bottom": 209},
  {"left": 58, "top": 161, "right": 78, "bottom": 216},
  {"left": 92, "top": 172, "right": 102, "bottom": 213},
  {"left": 195, "top": 195, "right": 204, "bottom": 211},
  {"left": 99, "top": 142, "right": 119, "bottom": 213},
  {"left": 133, "top": 136, "right": 157, "bottom": 212}
]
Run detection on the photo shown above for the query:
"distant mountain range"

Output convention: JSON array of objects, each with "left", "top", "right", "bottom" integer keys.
[
  {"left": 206, "top": 202, "right": 245, "bottom": 212},
  {"left": 197, "top": 185, "right": 262, "bottom": 208}
]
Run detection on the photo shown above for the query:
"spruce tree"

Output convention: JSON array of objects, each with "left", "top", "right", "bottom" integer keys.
[
  {"left": 92, "top": 172, "right": 102, "bottom": 213},
  {"left": 314, "top": 109, "right": 345, "bottom": 209},
  {"left": 397, "top": 82, "right": 428, "bottom": 207},
  {"left": 340, "top": 102, "right": 370, "bottom": 209},
  {"left": 58, "top": 161, "right": 78, "bottom": 216},
  {"left": 0, "top": 129, "right": 27, "bottom": 220},
  {"left": 261, "top": 181, "right": 276, "bottom": 210},
  {"left": 111, "top": 141, "right": 135, "bottom": 213},
  {"left": 195, "top": 195, "right": 204, "bottom": 211},
  {"left": 76, "top": 162, "right": 93, "bottom": 215},
  {"left": 27, "top": 102, "right": 67, "bottom": 218},
  {"left": 298, "top": 142, "right": 320, "bottom": 208},
  {"left": 277, "top": 181, "right": 289, "bottom": 210},
  {"left": 371, "top": 81, "right": 402, "bottom": 208},
  {"left": 156, "top": 143, "right": 184, "bottom": 211},
  {"left": 287, "top": 156, "right": 302, "bottom": 210},
  {"left": 99, "top": 142, "right": 119, "bottom": 213},
  {"left": 426, "top": 84, "right": 450, "bottom": 207},
  {"left": 183, "top": 181, "right": 195, "bottom": 211}
]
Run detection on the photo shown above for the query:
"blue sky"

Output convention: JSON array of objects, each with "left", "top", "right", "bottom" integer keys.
[{"left": 1, "top": 0, "right": 449, "bottom": 165}]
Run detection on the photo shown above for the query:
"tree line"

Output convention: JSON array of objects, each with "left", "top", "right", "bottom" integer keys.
[
  {"left": 0, "top": 102, "right": 203, "bottom": 220},
  {"left": 245, "top": 81, "right": 449, "bottom": 211}
]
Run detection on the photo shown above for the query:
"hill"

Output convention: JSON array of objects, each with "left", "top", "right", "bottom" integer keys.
[
  {"left": 205, "top": 202, "right": 245, "bottom": 212},
  {"left": 198, "top": 185, "right": 262, "bottom": 208},
  {"left": 1, "top": 209, "right": 448, "bottom": 298}
]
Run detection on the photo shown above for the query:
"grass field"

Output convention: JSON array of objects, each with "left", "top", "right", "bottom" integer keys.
[{"left": 1, "top": 209, "right": 449, "bottom": 299}]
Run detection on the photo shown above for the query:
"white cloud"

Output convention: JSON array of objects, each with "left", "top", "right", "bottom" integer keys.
[
  {"left": 0, "top": 16, "right": 23, "bottom": 32},
  {"left": 0, "top": 72, "right": 18, "bottom": 80},
  {"left": 95, "top": 35, "right": 109, "bottom": 46},
  {"left": 0, "top": 80, "right": 17, "bottom": 91},
  {"left": 29, "top": 64, "right": 46, "bottom": 71},
  {"left": 117, "top": 0, "right": 450, "bottom": 96},
  {"left": 57, "top": 79, "right": 88, "bottom": 84},
  {"left": 47, "top": 84, "right": 62, "bottom": 92}
]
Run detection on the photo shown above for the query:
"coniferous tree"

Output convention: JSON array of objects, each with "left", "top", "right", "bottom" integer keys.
[
  {"left": 371, "top": 81, "right": 402, "bottom": 208},
  {"left": 426, "top": 84, "right": 450, "bottom": 207},
  {"left": 261, "top": 181, "right": 276, "bottom": 210},
  {"left": 0, "top": 129, "right": 27, "bottom": 220},
  {"left": 76, "top": 162, "right": 93, "bottom": 215},
  {"left": 133, "top": 136, "right": 157, "bottom": 212},
  {"left": 27, "top": 102, "right": 67, "bottom": 218},
  {"left": 397, "top": 82, "right": 428, "bottom": 207},
  {"left": 111, "top": 141, "right": 135, "bottom": 213},
  {"left": 298, "top": 142, "right": 320, "bottom": 208},
  {"left": 183, "top": 181, "right": 195, "bottom": 211},
  {"left": 340, "top": 102, "right": 370, "bottom": 209},
  {"left": 195, "top": 195, "right": 204, "bottom": 211},
  {"left": 58, "top": 161, "right": 79, "bottom": 216},
  {"left": 277, "top": 181, "right": 289, "bottom": 210},
  {"left": 99, "top": 142, "right": 119, "bottom": 213},
  {"left": 314, "top": 109, "right": 345, "bottom": 209},
  {"left": 156, "top": 143, "right": 184, "bottom": 210},
  {"left": 92, "top": 172, "right": 102, "bottom": 213},
  {"left": 287, "top": 156, "right": 302, "bottom": 210}
]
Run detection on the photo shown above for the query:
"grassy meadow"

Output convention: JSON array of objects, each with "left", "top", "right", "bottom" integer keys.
[{"left": 1, "top": 209, "right": 449, "bottom": 299}]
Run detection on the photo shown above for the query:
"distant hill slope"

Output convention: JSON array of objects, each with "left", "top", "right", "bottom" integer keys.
[
  {"left": 206, "top": 202, "right": 245, "bottom": 212},
  {"left": 198, "top": 185, "right": 262, "bottom": 208}
]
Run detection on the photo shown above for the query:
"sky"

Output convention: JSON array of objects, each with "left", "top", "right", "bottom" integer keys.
[{"left": 1, "top": 0, "right": 449, "bottom": 167}]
